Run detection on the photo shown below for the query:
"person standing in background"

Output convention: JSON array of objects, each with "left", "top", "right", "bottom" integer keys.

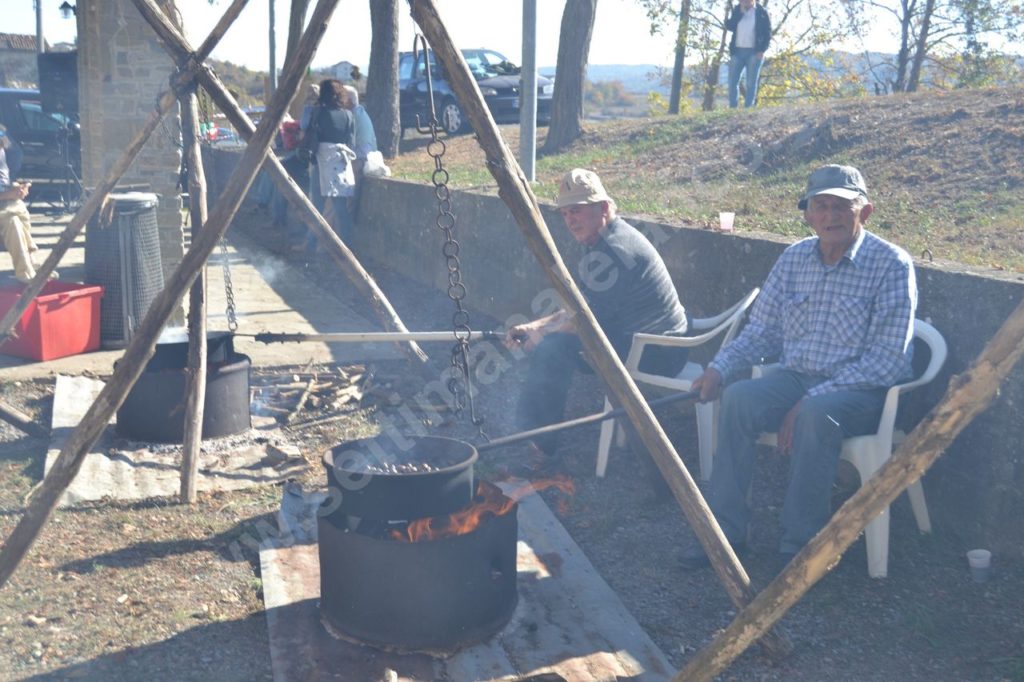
[
  {"left": 304, "top": 79, "right": 356, "bottom": 248},
  {"left": 341, "top": 85, "right": 378, "bottom": 216},
  {"left": 725, "top": 0, "right": 772, "bottom": 108}
]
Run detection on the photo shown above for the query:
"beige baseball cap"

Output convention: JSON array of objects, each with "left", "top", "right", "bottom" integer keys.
[{"left": 556, "top": 168, "right": 613, "bottom": 209}]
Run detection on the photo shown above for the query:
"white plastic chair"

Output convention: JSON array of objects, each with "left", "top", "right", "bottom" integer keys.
[
  {"left": 753, "top": 319, "right": 947, "bottom": 578},
  {"left": 596, "top": 288, "right": 760, "bottom": 479}
]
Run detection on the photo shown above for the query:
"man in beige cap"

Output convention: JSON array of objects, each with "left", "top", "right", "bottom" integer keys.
[
  {"left": 684, "top": 163, "right": 916, "bottom": 570},
  {"left": 504, "top": 168, "right": 688, "bottom": 471}
]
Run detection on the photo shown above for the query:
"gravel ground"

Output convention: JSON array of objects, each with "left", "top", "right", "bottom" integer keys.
[{"left": 0, "top": 212, "right": 1021, "bottom": 681}]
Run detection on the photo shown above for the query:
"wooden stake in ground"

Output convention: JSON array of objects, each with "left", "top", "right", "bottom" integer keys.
[
  {"left": 677, "top": 301, "right": 1024, "bottom": 681},
  {"left": 407, "top": 0, "right": 792, "bottom": 659},
  {"left": 0, "top": 400, "right": 47, "bottom": 439},
  {"left": 0, "top": 0, "right": 252, "bottom": 346},
  {"left": 0, "top": 0, "right": 340, "bottom": 589},
  {"left": 179, "top": 91, "right": 210, "bottom": 504}
]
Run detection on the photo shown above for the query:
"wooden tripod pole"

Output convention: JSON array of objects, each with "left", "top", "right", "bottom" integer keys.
[
  {"left": 408, "top": 0, "right": 792, "bottom": 659},
  {"left": 677, "top": 298, "right": 1024, "bottom": 681},
  {"left": 0, "top": 0, "right": 251, "bottom": 346},
  {"left": 179, "top": 92, "right": 209, "bottom": 504},
  {"left": 132, "top": 0, "right": 430, "bottom": 369},
  {"left": 0, "top": 0, "right": 339, "bottom": 589}
]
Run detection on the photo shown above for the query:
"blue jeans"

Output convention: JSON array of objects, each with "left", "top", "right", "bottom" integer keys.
[
  {"left": 516, "top": 332, "right": 688, "bottom": 456},
  {"left": 253, "top": 169, "right": 275, "bottom": 207},
  {"left": 707, "top": 369, "right": 885, "bottom": 553},
  {"left": 727, "top": 48, "right": 764, "bottom": 108},
  {"left": 309, "top": 170, "right": 354, "bottom": 250}
]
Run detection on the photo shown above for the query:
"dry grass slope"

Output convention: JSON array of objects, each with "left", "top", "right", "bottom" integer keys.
[{"left": 391, "top": 86, "right": 1024, "bottom": 272}]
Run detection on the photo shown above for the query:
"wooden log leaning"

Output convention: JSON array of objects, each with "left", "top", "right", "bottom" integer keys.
[
  {"left": 0, "top": 0, "right": 339, "bottom": 589},
  {"left": 0, "top": 399, "right": 47, "bottom": 439},
  {"left": 676, "top": 297, "right": 1024, "bottom": 681},
  {"left": 134, "top": 6, "right": 430, "bottom": 370},
  {"left": 407, "top": 0, "right": 792, "bottom": 660},
  {"left": 180, "top": 93, "right": 209, "bottom": 504},
  {"left": 0, "top": 0, "right": 251, "bottom": 346}
]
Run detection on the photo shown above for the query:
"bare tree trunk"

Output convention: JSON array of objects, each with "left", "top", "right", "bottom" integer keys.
[
  {"left": 668, "top": 0, "right": 692, "bottom": 114},
  {"left": 542, "top": 0, "right": 598, "bottom": 154},
  {"left": 367, "top": 0, "right": 401, "bottom": 158},
  {"left": 907, "top": 0, "right": 935, "bottom": 91},
  {"left": 893, "top": 0, "right": 917, "bottom": 92},
  {"left": 284, "top": 0, "right": 310, "bottom": 66},
  {"left": 702, "top": 0, "right": 732, "bottom": 111}
]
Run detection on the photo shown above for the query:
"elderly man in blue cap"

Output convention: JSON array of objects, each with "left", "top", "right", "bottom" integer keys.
[{"left": 684, "top": 163, "right": 917, "bottom": 569}]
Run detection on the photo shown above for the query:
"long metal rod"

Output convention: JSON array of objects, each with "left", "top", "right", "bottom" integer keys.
[
  {"left": 253, "top": 330, "right": 502, "bottom": 344},
  {"left": 478, "top": 389, "right": 699, "bottom": 452}
]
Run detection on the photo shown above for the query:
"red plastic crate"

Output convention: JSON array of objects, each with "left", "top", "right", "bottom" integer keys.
[{"left": 0, "top": 281, "right": 104, "bottom": 361}]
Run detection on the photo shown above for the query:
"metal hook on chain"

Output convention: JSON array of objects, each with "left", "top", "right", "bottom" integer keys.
[
  {"left": 410, "top": 34, "right": 486, "bottom": 437},
  {"left": 413, "top": 34, "right": 439, "bottom": 135}
]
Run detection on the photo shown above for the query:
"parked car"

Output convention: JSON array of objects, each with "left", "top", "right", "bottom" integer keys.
[
  {"left": 0, "top": 88, "right": 81, "bottom": 182},
  {"left": 398, "top": 48, "right": 553, "bottom": 135}
]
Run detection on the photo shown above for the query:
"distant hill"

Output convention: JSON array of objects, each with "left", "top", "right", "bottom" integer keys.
[
  {"left": 547, "top": 50, "right": 1021, "bottom": 100},
  {"left": 541, "top": 64, "right": 670, "bottom": 96}
]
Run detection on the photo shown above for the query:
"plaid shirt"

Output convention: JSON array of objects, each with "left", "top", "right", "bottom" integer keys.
[{"left": 710, "top": 229, "right": 917, "bottom": 397}]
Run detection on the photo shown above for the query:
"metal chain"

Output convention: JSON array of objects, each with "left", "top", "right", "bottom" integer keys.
[
  {"left": 219, "top": 237, "right": 238, "bottom": 332},
  {"left": 415, "top": 35, "right": 485, "bottom": 438}
]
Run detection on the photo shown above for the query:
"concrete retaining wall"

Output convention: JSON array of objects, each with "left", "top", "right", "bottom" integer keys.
[{"left": 205, "top": 149, "right": 1023, "bottom": 556}]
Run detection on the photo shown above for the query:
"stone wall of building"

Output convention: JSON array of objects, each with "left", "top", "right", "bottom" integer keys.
[{"left": 76, "top": 0, "right": 184, "bottom": 285}]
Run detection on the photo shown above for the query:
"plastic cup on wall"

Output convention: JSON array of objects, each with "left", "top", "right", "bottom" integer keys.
[
  {"left": 966, "top": 549, "right": 992, "bottom": 583},
  {"left": 719, "top": 212, "right": 735, "bottom": 231}
]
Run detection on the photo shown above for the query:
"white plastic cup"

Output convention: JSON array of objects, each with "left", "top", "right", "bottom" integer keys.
[
  {"left": 719, "top": 212, "right": 735, "bottom": 231},
  {"left": 966, "top": 549, "right": 992, "bottom": 583}
]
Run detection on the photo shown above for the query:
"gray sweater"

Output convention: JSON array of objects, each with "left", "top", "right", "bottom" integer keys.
[{"left": 577, "top": 217, "right": 688, "bottom": 356}]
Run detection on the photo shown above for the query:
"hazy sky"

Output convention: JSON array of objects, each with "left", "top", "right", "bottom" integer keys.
[
  {"left": 9, "top": 0, "right": 1013, "bottom": 74},
  {"left": 9, "top": 1, "right": 682, "bottom": 71}
]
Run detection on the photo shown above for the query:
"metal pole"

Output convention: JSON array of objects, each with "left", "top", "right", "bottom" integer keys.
[
  {"left": 254, "top": 330, "right": 503, "bottom": 344},
  {"left": 36, "top": 0, "right": 45, "bottom": 53},
  {"left": 268, "top": 0, "right": 278, "bottom": 93},
  {"left": 478, "top": 390, "right": 699, "bottom": 452},
  {"left": 519, "top": 0, "right": 537, "bottom": 182}
]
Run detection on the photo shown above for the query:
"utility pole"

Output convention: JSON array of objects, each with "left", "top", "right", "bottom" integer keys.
[
  {"left": 268, "top": 0, "right": 278, "bottom": 93},
  {"left": 519, "top": 0, "right": 537, "bottom": 182},
  {"left": 36, "top": 0, "right": 45, "bottom": 53}
]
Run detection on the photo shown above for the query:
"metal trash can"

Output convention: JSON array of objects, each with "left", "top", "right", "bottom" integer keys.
[{"left": 84, "top": 192, "right": 165, "bottom": 349}]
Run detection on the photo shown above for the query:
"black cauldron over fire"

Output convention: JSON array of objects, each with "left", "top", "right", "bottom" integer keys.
[{"left": 317, "top": 435, "right": 518, "bottom": 653}]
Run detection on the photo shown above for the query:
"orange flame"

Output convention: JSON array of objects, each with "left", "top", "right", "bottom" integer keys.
[{"left": 389, "top": 476, "right": 575, "bottom": 543}]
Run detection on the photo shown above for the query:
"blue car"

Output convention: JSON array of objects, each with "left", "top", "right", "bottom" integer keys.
[{"left": 399, "top": 48, "right": 553, "bottom": 136}]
